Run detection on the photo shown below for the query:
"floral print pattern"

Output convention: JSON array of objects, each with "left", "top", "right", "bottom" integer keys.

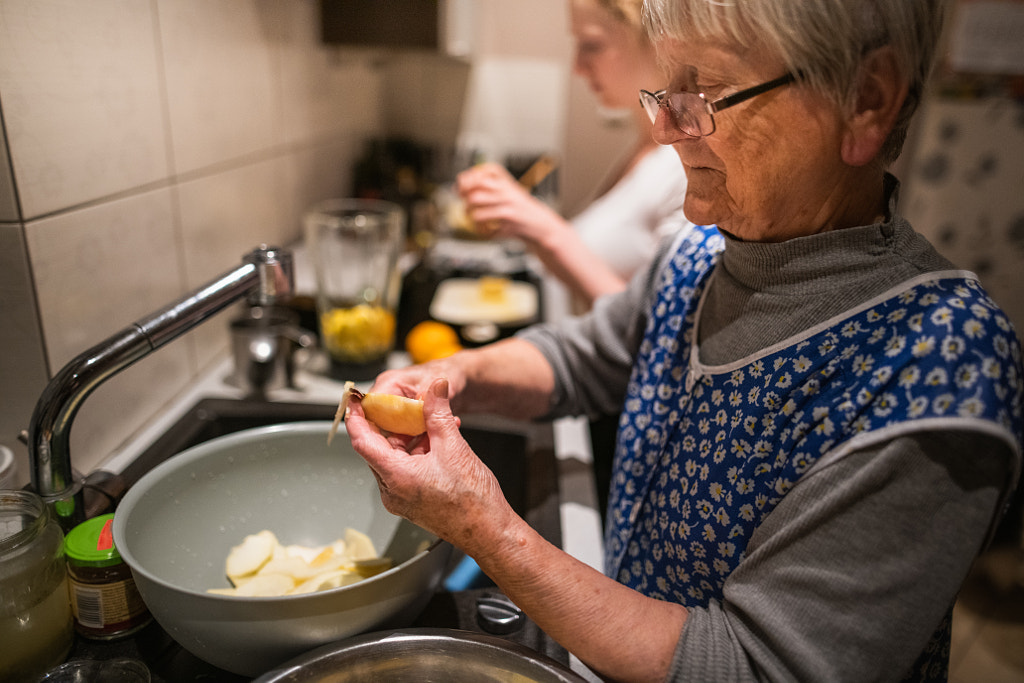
[{"left": 602, "top": 226, "right": 1023, "bottom": 679}]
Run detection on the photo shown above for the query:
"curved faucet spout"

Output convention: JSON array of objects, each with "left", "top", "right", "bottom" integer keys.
[{"left": 27, "top": 245, "right": 293, "bottom": 530}]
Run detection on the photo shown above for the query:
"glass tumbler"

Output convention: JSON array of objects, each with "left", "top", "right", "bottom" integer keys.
[{"left": 305, "top": 199, "right": 405, "bottom": 380}]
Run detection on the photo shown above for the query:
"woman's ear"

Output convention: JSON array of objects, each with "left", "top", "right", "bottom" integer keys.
[{"left": 841, "top": 45, "right": 909, "bottom": 167}]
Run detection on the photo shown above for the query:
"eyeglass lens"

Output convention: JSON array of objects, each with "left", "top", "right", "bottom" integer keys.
[{"left": 640, "top": 91, "right": 713, "bottom": 137}]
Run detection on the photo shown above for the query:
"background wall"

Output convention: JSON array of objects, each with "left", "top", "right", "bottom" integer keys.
[
  {"left": 0, "top": 0, "right": 590, "bottom": 487},
  {"left": 898, "top": 0, "right": 1024, "bottom": 336},
  {"left": 900, "top": 97, "right": 1024, "bottom": 331},
  {"left": 0, "top": 0, "right": 385, "bottom": 483}
]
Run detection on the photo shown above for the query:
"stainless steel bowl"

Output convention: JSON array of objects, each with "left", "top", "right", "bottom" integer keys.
[
  {"left": 113, "top": 422, "right": 452, "bottom": 677},
  {"left": 255, "top": 627, "right": 588, "bottom": 682}
]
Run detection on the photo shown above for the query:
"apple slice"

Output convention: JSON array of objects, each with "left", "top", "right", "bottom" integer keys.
[
  {"left": 225, "top": 530, "right": 277, "bottom": 583},
  {"left": 343, "top": 528, "right": 378, "bottom": 561},
  {"left": 231, "top": 573, "right": 295, "bottom": 597},
  {"left": 289, "top": 569, "right": 363, "bottom": 594},
  {"left": 351, "top": 557, "right": 392, "bottom": 578}
]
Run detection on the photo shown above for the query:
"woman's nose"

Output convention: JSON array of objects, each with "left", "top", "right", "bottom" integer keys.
[{"left": 650, "top": 107, "right": 686, "bottom": 146}]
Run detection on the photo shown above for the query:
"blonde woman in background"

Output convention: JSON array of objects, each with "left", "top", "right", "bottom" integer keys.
[{"left": 456, "top": 0, "right": 693, "bottom": 308}]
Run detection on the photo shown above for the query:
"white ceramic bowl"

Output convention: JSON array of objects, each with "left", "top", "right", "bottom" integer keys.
[{"left": 113, "top": 422, "right": 451, "bottom": 677}]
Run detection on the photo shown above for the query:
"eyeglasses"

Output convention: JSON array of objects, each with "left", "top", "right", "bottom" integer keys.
[{"left": 639, "top": 72, "right": 796, "bottom": 137}]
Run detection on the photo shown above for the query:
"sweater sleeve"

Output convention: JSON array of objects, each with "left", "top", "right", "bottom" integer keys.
[
  {"left": 668, "top": 430, "right": 1017, "bottom": 682},
  {"left": 516, "top": 233, "right": 675, "bottom": 420}
]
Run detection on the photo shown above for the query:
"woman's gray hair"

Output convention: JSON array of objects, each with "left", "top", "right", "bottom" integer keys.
[{"left": 643, "top": 0, "right": 949, "bottom": 166}]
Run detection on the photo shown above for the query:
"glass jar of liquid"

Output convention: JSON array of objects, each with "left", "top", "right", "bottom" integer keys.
[{"left": 0, "top": 490, "right": 75, "bottom": 681}]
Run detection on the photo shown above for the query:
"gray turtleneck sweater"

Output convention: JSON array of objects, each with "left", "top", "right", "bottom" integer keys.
[{"left": 518, "top": 191, "right": 1019, "bottom": 681}]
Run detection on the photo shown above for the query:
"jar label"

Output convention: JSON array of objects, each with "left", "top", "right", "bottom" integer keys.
[{"left": 68, "top": 578, "right": 148, "bottom": 634}]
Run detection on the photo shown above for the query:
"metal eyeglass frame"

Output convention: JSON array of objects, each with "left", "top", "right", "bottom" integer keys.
[{"left": 639, "top": 72, "right": 797, "bottom": 137}]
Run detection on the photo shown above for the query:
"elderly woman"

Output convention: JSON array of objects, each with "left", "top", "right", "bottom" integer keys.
[{"left": 345, "top": 0, "right": 1023, "bottom": 680}]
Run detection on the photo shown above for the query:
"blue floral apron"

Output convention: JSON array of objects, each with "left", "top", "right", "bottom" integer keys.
[{"left": 604, "top": 225, "right": 1023, "bottom": 679}]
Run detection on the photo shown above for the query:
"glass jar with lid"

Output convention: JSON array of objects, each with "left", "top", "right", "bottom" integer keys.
[
  {"left": 0, "top": 489, "right": 75, "bottom": 681},
  {"left": 65, "top": 512, "right": 151, "bottom": 639}
]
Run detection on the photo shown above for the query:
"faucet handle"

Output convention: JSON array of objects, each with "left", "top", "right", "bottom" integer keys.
[{"left": 245, "top": 245, "right": 294, "bottom": 307}]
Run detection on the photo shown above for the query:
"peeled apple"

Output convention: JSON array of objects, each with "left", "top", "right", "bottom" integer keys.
[
  {"left": 328, "top": 382, "right": 426, "bottom": 444},
  {"left": 359, "top": 392, "right": 426, "bottom": 436}
]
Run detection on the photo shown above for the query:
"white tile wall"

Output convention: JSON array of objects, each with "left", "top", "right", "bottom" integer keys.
[
  {"left": 0, "top": 0, "right": 384, "bottom": 482},
  {"left": 276, "top": 32, "right": 382, "bottom": 146},
  {"left": 68, "top": 338, "right": 194, "bottom": 480},
  {"left": 0, "top": 0, "right": 169, "bottom": 218},
  {"left": 157, "top": 0, "right": 282, "bottom": 175},
  {"left": 284, "top": 137, "right": 362, "bottom": 234},
  {"left": 175, "top": 157, "right": 293, "bottom": 370},
  {"left": 23, "top": 188, "right": 195, "bottom": 477},
  {"left": 0, "top": 125, "right": 19, "bottom": 222},
  {"left": 0, "top": 223, "right": 49, "bottom": 473},
  {"left": 26, "top": 188, "right": 182, "bottom": 367}
]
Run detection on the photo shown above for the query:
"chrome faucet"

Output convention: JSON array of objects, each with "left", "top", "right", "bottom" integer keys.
[{"left": 27, "top": 245, "right": 294, "bottom": 531}]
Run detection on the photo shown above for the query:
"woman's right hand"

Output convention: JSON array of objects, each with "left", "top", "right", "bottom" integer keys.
[
  {"left": 455, "top": 163, "right": 566, "bottom": 245},
  {"left": 455, "top": 163, "right": 625, "bottom": 304},
  {"left": 345, "top": 377, "right": 515, "bottom": 549}
]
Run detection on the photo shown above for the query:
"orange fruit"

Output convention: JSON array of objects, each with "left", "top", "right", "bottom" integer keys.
[{"left": 405, "top": 321, "right": 463, "bottom": 364}]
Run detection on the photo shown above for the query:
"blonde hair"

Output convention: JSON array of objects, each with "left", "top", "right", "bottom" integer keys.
[
  {"left": 598, "top": 0, "right": 646, "bottom": 35},
  {"left": 643, "top": 0, "right": 949, "bottom": 165}
]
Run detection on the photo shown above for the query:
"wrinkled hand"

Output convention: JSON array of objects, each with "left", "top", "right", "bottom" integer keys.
[
  {"left": 456, "top": 163, "right": 565, "bottom": 244},
  {"left": 345, "top": 377, "right": 513, "bottom": 550}
]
